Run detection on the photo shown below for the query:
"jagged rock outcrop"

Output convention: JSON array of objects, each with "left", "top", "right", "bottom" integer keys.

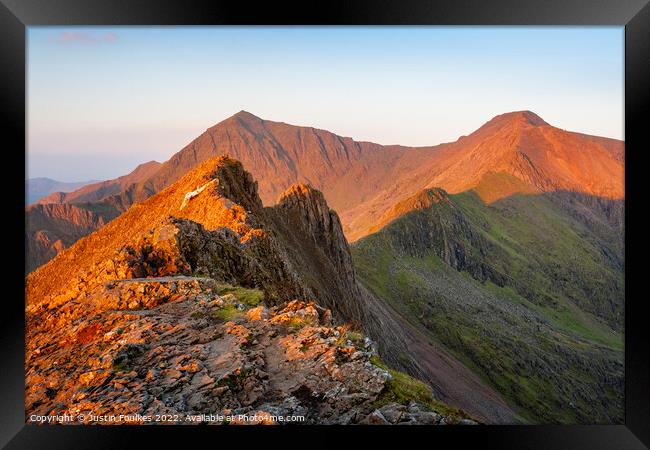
[
  {"left": 276, "top": 184, "right": 352, "bottom": 275},
  {"left": 27, "top": 158, "right": 366, "bottom": 329},
  {"left": 268, "top": 184, "right": 364, "bottom": 325},
  {"left": 27, "top": 157, "right": 307, "bottom": 309},
  {"left": 26, "top": 156, "right": 481, "bottom": 425}
]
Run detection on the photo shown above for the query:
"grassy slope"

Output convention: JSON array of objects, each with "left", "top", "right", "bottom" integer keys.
[
  {"left": 352, "top": 186, "right": 623, "bottom": 423},
  {"left": 369, "top": 354, "right": 472, "bottom": 422},
  {"left": 456, "top": 187, "right": 623, "bottom": 331}
]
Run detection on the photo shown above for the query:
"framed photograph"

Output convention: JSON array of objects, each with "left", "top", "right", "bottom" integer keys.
[{"left": 3, "top": 0, "right": 648, "bottom": 448}]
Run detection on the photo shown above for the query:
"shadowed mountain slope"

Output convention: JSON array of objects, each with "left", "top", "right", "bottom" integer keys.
[{"left": 352, "top": 184, "right": 624, "bottom": 423}]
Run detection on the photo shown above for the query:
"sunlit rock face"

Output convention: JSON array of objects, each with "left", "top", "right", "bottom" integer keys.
[
  {"left": 26, "top": 156, "right": 477, "bottom": 425},
  {"left": 27, "top": 110, "right": 623, "bottom": 269}
]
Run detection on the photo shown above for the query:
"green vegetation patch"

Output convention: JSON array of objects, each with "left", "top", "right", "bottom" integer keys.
[
  {"left": 212, "top": 304, "right": 243, "bottom": 322},
  {"left": 215, "top": 283, "right": 264, "bottom": 307},
  {"left": 112, "top": 361, "right": 130, "bottom": 372},
  {"left": 345, "top": 330, "right": 366, "bottom": 347},
  {"left": 370, "top": 355, "right": 470, "bottom": 421},
  {"left": 351, "top": 191, "right": 624, "bottom": 423},
  {"left": 216, "top": 367, "right": 254, "bottom": 391}
]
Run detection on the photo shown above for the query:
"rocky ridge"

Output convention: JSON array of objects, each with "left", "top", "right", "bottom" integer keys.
[
  {"left": 26, "top": 156, "right": 478, "bottom": 425},
  {"left": 352, "top": 181, "right": 625, "bottom": 423},
  {"left": 28, "top": 110, "right": 624, "bottom": 270},
  {"left": 28, "top": 275, "right": 474, "bottom": 424}
]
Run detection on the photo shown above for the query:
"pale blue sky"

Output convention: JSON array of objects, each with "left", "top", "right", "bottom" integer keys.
[{"left": 27, "top": 26, "right": 624, "bottom": 181}]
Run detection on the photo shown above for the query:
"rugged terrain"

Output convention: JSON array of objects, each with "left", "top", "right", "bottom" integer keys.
[
  {"left": 26, "top": 110, "right": 624, "bottom": 425},
  {"left": 26, "top": 156, "right": 496, "bottom": 425},
  {"left": 26, "top": 110, "right": 623, "bottom": 270},
  {"left": 27, "top": 276, "right": 475, "bottom": 425},
  {"left": 352, "top": 180, "right": 624, "bottom": 423}
]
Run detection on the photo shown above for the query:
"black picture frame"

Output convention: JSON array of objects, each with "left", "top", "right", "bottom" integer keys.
[{"left": 2, "top": 1, "right": 648, "bottom": 448}]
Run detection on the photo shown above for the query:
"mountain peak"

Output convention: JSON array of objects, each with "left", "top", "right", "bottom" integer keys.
[
  {"left": 514, "top": 110, "right": 548, "bottom": 126},
  {"left": 463, "top": 110, "right": 550, "bottom": 144},
  {"left": 231, "top": 110, "right": 263, "bottom": 123},
  {"left": 178, "top": 155, "right": 263, "bottom": 214},
  {"left": 277, "top": 183, "right": 331, "bottom": 217},
  {"left": 279, "top": 183, "right": 320, "bottom": 200},
  {"left": 494, "top": 110, "right": 549, "bottom": 127},
  {"left": 210, "top": 110, "right": 265, "bottom": 132}
]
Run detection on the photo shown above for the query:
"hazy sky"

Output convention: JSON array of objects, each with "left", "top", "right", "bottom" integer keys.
[{"left": 27, "top": 26, "right": 624, "bottom": 182}]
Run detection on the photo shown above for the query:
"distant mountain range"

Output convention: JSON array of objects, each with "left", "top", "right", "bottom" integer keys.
[
  {"left": 26, "top": 177, "right": 99, "bottom": 205},
  {"left": 25, "top": 111, "right": 624, "bottom": 424},
  {"left": 35, "top": 160, "right": 161, "bottom": 205},
  {"left": 25, "top": 110, "right": 623, "bottom": 272}
]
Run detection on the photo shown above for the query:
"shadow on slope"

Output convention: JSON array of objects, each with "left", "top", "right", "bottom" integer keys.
[{"left": 352, "top": 186, "right": 624, "bottom": 423}]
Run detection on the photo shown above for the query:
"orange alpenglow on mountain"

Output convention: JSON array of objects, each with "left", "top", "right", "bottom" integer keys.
[
  {"left": 24, "top": 110, "right": 625, "bottom": 425},
  {"left": 25, "top": 110, "right": 623, "bottom": 272},
  {"left": 26, "top": 156, "right": 507, "bottom": 425}
]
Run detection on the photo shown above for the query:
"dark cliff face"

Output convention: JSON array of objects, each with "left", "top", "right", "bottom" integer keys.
[
  {"left": 122, "top": 217, "right": 310, "bottom": 306},
  {"left": 166, "top": 166, "right": 362, "bottom": 319},
  {"left": 380, "top": 189, "right": 509, "bottom": 287},
  {"left": 211, "top": 159, "right": 264, "bottom": 213},
  {"left": 265, "top": 184, "right": 364, "bottom": 325}
]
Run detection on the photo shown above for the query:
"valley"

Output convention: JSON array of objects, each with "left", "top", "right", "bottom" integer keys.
[
  {"left": 26, "top": 110, "right": 624, "bottom": 424},
  {"left": 352, "top": 183, "right": 623, "bottom": 422}
]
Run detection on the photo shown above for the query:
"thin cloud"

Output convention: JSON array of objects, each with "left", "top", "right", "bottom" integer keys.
[
  {"left": 103, "top": 32, "right": 119, "bottom": 42},
  {"left": 54, "top": 31, "right": 119, "bottom": 44}
]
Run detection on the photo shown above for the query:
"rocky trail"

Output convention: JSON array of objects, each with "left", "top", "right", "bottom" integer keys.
[
  {"left": 26, "top": 275, "right": 475, "bottom": 425},
  {"left": 25, "top": 156, "right": 498, "bottom": 425}
]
